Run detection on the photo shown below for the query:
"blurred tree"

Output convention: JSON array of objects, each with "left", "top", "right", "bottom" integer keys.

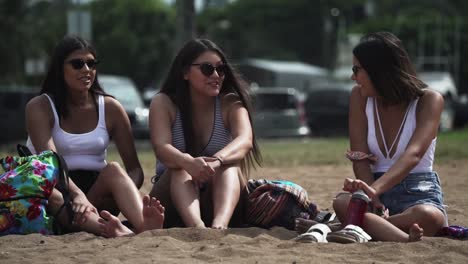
[
  {"left": 197, "top": 0, "right": 361, "bottom": 68},
  {"left": 0, "top": 0, "right": 68, "bottom": 85},
  {"left": 89, "top": 0, "right": 175, "bottom": 89},
  {"left": 0, "top": 0, "right": 29, "bottom": 84},
  {"left": 356, "top": 0, "right": 468, "bottom": 93},
  {"left": 174, "top": 0, "right": 195, "bottom": 51}
]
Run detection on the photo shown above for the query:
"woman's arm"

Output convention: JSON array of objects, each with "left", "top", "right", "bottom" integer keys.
[
  {"left": 149, "top": 94, "right": 214, "bottom": 181},
  {"left": 370, "top": 90, "right": 444, "bottom": 196},
  {"left": 26, "top": 95, "right": 56, "bottom": 151},
  {"left": 105, "top": 97, "right": 144, "bottom": 188},
  {"left": 211, "top": 94, "right": 253, "bottom": 165},
  {"left": 348, "top": 85, "right": 374, "bottom": 185}
]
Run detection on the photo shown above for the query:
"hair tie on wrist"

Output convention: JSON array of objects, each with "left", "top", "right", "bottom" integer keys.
[{"left": 214, "top": 156, "right": 224, "bottom": 165}]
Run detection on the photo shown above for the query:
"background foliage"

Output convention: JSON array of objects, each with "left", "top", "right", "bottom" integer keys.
[{"left": 1, "top": 0, "right": 467, "bottom": 93}]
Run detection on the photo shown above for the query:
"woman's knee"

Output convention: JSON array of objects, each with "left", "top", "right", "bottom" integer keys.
[
  {"left": 102, "top": 161, "right": 124, "bottom": 175},
  {"left": 333, "top": 192, "right": 351, "bottom": 215},
  {"left": 406, "top": 204, "right": 446, "bottom": 226}
]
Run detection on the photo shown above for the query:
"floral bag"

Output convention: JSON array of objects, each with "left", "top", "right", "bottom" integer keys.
[{"left": 0, "top": 149, "right": 63, "bottom": 235}]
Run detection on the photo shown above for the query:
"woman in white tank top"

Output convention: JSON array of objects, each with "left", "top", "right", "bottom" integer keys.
[
  {"left": 25, "top": 35, "right": 164, "bottom": 237},
  {"left": 332, "top": 32, "right": 447, "bottom": 242}
]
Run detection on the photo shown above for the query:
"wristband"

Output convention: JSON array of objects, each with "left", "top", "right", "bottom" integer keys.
[{"left": 213, "top": 156, "right": 224, "bottom": 166}]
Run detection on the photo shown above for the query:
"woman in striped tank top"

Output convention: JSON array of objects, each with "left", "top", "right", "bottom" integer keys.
[
  {"left": 149, "top": 39, "right": 262, "bottom": 229},
  {"left": 332, "top": 32, "right": 447, "bottom": 242}
]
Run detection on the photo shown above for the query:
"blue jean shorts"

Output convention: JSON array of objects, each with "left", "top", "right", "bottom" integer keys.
[{"left": 374, "top": 171, "right": 447, "bottom": 219}]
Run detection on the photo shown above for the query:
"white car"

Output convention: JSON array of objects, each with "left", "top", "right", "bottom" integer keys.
[
  {"left": 419, "top": 72, "right": 458, "bottom": 131},
  {"left": 98, "top": 74, "right": 149, "bottom": 138}
]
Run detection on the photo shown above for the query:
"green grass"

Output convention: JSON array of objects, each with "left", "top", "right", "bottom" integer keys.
[{"left": 1, "top": 127, "right": 467, "bottom": 169}]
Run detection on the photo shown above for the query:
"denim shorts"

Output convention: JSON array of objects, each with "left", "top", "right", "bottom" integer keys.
[{"left": 374, "top": 171, "right": 447, "bottom": 220}]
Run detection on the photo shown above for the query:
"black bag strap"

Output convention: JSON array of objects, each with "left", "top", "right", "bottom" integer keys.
[
  {"left": 17, "top": 144, "right": 33, "bottom": 157},
  {"left": 52, "top": 152, "right": 74, "bottom": 226}
]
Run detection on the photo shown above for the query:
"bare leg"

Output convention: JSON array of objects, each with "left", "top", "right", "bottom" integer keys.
[
  {"left": 48, "top": 188, "right": 103, "bottom": 235},
  {"left": 211, "top": 166, "right": 241, "bottom": 229},
  {"left": 385, "top": 204, "right": 446, "bottom": 236},
  {"left": 170, "top": 169, "right": 205, "bottom": 228},
  {"left": 333, "top": 193, "right": 444, "bottom": 242},
  {"left": 87, "top": 162, "right": 146, "bottom": 233}
]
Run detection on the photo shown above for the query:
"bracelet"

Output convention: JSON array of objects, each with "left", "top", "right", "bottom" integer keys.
[{"left": 213, "top": 156, "right": 224, "bottom": 166}]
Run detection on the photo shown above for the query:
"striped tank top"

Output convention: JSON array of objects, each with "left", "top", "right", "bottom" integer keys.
[{"left": 155, "top": 96, "right": 232, "bottom": 176}]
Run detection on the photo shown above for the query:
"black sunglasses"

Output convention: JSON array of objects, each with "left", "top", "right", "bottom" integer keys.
[
  {"left": 352, "top": 65, "right": 362, "bottom": 75},
  {"left": 191, "top": 63, "right": 227, "bottom": 77},
  {"left": 67, "top": 59, "right": 99, "bottom": 70}
]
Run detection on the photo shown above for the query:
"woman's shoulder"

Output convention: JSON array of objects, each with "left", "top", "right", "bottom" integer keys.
[
  {"left": 418, "top": 89, "right": 444, "bottom": 106},
  {"left": 220, "top": 92, "right": 242, "bottom": 109},
  {"left": 25, "top": 94, "right": 51, "bottom": 113},
  {"left": 151, "top": 92, "right": 176, "bottom": 109}
]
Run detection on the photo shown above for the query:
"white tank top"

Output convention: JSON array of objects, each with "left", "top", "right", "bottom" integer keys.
[
  {"left": 366, "top": 97, "right": 436, "bottom": 173},
  {"left": 27, "top": 94, "right": 109, "bottom": 171}
]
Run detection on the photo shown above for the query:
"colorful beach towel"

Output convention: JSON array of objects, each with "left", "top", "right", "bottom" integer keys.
[{"left": 246, "top": 179, "right": 317, "bottom": 230}]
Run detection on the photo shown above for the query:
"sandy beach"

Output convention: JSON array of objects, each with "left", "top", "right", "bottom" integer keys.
[{"left": 1, "top": 160, "right": 468, "bottom": 263}]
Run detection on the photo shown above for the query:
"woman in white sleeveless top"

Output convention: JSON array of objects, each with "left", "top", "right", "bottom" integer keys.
[
  {"left": 25, "top": 35, "right": 164, "bottom": 237},
  {"left": 333, "top": 32, "right": 447, "bottom": 242}
]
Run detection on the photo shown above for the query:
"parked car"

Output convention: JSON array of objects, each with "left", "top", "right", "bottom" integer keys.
[
  {"left": 0, "top": 85, "right": 38, "bottom": 143},
  {"left": 304, "top": 80, "right": 353, "bottom": 136},
  {"left": 252, "top": 87, "right": 309, "bottom": 138},
  {"left": 454, "top": 94, "right": 468, "bottom": 128},
  {"left": 98, "top": 74, "right": 149, "bottom": 138},
  {"left": 142, "top": 87, "right": 159, "bottom": 107},
  {"left": 419, "top": 71, "right": 459, "bottom": 131}
]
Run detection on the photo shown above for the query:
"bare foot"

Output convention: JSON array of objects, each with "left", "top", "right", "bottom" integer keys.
[
  {"left": 211, "top": 218, "right": 228, "bottom": 229},
  {"left": 98, "top": 210, "right": 134, "bottom": 238},
  {"left": 211, "top": 224, "right": 227, "bottom": 229},
  {"left": 140, "top": 195, "right": 165, "bottom": 232},
  {"left": 408, "top": 223, "right": 423, "bottom": 242}
]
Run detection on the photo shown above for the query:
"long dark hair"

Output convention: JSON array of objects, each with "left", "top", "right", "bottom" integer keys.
[
  {"left": 41, "top": 35, "right": 107, "bottom": 119},
  {"left": 160, "top": 38, "right": 262, "bottom": 174},
  {"left": 353, "top": 32, "right": 425, "bottom": 105}
]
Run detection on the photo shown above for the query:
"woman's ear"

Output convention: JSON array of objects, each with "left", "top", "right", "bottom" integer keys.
[{"left": 183, "top": 67, "right": 189, "bottom": 80}]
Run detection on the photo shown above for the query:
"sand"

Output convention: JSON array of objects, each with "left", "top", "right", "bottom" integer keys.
[{"left": 1, "top": 160, "right": 468, "bottom": 263}]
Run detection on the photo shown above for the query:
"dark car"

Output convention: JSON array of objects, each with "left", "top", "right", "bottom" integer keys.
[
  {"left": 252, "top": 87, "right": 309, "bottom": 138},
  {"left": 0, "top": 85, "right": 38, "bottom": 143},
  {"left": 304, "top": 80, "right": 353, "bottom": 136},
  {"left": 98, "top": 75, "right": 149, "bottom": 138}
]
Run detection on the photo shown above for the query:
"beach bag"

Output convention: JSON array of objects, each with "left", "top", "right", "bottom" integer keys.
[
  {"left": 0, "top": 146, "right": 71, "bottom": 235},
  {"left": 245, "top": 179, "right": 317, "bottom": 230}
]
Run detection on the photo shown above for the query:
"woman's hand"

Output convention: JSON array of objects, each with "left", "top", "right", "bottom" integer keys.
[
  {"left": 71, "top": 193, "right": 98, "bottom": 225},
  {"left": 343, "top": 178, "right": 384, "bottom": 209},
  {"left": 185, "top": 156, "right": 215, "bottom": 183},
  {"left": 203, "top": 156, "right": 222, "bottom": 171}
]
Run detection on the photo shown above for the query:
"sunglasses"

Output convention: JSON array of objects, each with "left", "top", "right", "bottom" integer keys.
[
  {"left": 352, "top": 65, "right": 362, "bottom": 75},
  {"left": 191, "top": 63, "right": 227, "bottom": 77},
  {"left": 67, "top": 59, "right": 99, "bottom": 70}
]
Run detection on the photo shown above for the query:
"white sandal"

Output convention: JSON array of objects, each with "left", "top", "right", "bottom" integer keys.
[
  {"left": 294, "top": 223, "right": 332, "bottom": 243},
  {"left": 327, "top": 224, "right": 372, "bottom": 243}
]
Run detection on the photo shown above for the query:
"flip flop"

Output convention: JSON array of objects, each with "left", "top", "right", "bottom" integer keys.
[
  {"left": 294, "top": 223, "right": 332, "bottom": 243},
  {"left": 327, "top": 224, "right": 372, "bottom": 243},
  {"left": 314, "top": 211, "right": 337, "bottom": 224}
]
